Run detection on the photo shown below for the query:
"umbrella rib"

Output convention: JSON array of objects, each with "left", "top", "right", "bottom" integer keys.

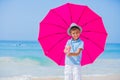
[
  {"left": 77, "top": 7, "right": 87, "bottom": 24},
  {"left": 52, "top": 10, "right": 69, "bottom": 27},
  {"left": 51, "top": 34, "right": 67, "bottom": 65},
  {"left": 41, "top": 22, "right": 67, "bottom": 30},
  {"left": 81, "top": 18, "right": 101, "bottom": 28},
  {"left": 48, "top": 35, "right": 68, "bottom": 53},
  {"left": 39, "top": 32, "right": 66, "bottom": 39},
  {"left": 85, "top": 50, "right": 93, "bottom": 63},
  {"left": 82, "top": 31, "right": 107, "bottom": 35},
  {"left": 68, "top": 3, "right": 73, "bottom": 22},
  {"left": 80, "top": 35, "right": 104, "bottom": 51}
]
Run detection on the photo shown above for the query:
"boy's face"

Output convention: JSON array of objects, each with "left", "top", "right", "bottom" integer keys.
[{"left": 70, "top": 29, "right": 81, "bottom": 40}]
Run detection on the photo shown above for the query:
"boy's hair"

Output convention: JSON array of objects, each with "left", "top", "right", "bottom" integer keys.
[{"left": 69, "top": 26, "right": 81, "bottom": 34}]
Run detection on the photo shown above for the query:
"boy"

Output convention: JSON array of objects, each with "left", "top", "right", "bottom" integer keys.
[{"left": 64, "top": 23, "right": 84, "bottom": 80}]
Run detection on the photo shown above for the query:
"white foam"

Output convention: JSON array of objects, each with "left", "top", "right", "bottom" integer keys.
[{"left": 0, "top": 57, "right": 40, "bottom": 65}]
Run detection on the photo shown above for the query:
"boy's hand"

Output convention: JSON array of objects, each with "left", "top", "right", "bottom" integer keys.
[
  {"left": 64, "top": 46, "right": 71, "bottom": 54},
  {"left": 66, "top": 46, "right": 71, "bottom": 52}
]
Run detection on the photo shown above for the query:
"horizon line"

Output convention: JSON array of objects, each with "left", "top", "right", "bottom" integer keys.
[{"left": 0, "top": 40, "right": 120, "bottom": 44}]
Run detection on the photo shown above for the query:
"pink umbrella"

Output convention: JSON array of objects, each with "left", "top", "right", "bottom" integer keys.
[{"left": 38, "top": 3, "right": 108, "bottom": 66}]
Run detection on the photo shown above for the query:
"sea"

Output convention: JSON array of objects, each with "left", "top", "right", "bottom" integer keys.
[{"left": 0, "top": 40, "right": 120, "bottom": 78}]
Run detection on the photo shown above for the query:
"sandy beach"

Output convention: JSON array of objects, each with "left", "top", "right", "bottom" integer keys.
[
  {"left": 0, "top": 74, "right": 120, "bottom": 80},
  {"left": 32, "top": 74, "right": 120, "bottom": 80}
]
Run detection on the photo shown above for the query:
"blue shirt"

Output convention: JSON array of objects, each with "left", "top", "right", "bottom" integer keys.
[{"left": 65, "top": 38, "right": 84, "bottom": 65}]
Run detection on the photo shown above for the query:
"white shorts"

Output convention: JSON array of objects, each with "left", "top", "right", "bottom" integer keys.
[{"left": 64, "top": 65, "right": 81, "bottom": 80}]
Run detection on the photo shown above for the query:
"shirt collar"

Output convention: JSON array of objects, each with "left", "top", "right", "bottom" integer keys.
[{"left": 71, "top": 38, "right": 80, "bottom": 43}]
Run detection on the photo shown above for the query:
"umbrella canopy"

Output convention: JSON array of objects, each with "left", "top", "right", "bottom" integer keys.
[{"left": 38, "top": 3, "right": 108, "bottom": 66}]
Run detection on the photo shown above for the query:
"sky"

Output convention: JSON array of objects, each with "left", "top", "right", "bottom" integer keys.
[{"left": 0, "top": 0, "right": 120, "bottom": 43}]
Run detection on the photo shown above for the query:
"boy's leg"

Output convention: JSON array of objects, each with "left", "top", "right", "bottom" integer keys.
[
  {"left": 73, "top": 65, "right": 81, "bottom": 80},
  {"left": 64, "top": 65, "right": 73, "bottom": 80}
]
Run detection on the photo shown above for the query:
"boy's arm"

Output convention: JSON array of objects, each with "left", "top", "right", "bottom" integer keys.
[
  {"left": 67, "top": 48, "right": 82, "bottom": 56},
  {"left": 64, "top": 47, "right": 67, "bottom": 54}
]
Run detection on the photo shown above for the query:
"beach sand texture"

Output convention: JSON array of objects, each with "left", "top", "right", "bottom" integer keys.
[
  {"left": 32, "top": 74, "right": 120, "bottom": 80},
  {"left": 0, "top": 74, "right": 120, "bottom": 80}
]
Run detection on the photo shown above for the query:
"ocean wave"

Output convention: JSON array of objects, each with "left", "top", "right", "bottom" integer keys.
[
  {"left": 0, "top": 57, "right": 40, "bottom": 65},
  {"left": 0, "top": 56, "right": 56, "bottom": 67},
  {"left": 0, "top": 57, "right": 120, "bottom": 77},
  {"left": 0, "top": 57, "right": 62, "bottom": 77}
]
